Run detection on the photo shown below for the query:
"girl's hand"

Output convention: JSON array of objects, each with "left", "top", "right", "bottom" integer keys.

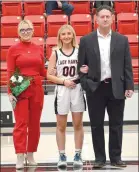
[
  {"left": 80, "top": 65, "right": 89, "bottom": 73},
  {"left": 64, "top": 80, "right": 76, "bottom": 89}
]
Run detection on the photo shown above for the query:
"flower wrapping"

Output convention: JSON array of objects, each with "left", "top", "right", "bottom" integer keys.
[
  {"left": 9, "top": 68, "right": 32, "bottom": 97},
  {"left": 11, "top": 79, "right": 30, "bottom": 97}
]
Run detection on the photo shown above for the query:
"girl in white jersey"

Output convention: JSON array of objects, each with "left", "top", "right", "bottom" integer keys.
[{"left": 47, "top": 25, "right": 86, "bottom": 169}]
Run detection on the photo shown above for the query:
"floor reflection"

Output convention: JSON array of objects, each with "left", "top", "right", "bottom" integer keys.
[{"left": 1, "top": 164, "right": 138, "bottom": 172}]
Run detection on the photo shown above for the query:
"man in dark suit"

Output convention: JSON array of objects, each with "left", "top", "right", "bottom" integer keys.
[{"left": 78, "top": 5, "right": 134, "bottom": 168}]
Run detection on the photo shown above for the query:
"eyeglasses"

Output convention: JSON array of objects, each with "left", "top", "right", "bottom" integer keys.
[{"left": 20, "top": 28, "right": 33, "bottom": 34}]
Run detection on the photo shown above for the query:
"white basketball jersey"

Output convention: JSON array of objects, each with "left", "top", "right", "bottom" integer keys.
[{"left": 56, "top": 47, "right": 79, "bottom": 80}]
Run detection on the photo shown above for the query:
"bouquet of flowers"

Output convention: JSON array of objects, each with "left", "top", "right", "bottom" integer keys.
[{"left": 9, "top": 68, "right": 32, "bottom": 97}]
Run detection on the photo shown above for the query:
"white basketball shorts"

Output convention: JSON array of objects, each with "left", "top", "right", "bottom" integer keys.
[{"left": 54, "top": 83, "right": 86, "bottom": 115}]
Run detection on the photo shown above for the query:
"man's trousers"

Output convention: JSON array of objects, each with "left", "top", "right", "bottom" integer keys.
[{"left": 86, "top": 81, "right": 125, "bottom": 162}]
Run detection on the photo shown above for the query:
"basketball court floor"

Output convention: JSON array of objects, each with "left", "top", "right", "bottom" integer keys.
[{"left": 1, "top": 125, "right": 138, "bottom": 172}]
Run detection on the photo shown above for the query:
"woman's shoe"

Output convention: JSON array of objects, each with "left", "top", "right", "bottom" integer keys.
[
  {"left": 16, "top": 153, "right": 24, "bottom": 169},
  {"left": 26, "top": 153, "right": 38, "bottom": 166}
]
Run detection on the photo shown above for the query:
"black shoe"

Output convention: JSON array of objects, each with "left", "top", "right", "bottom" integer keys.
[
  {"left": 111, "top": 160, "right": 127, "bottom": 167},
  {"left": 93, "top": 161, "right": 106, "bottom": 168}
]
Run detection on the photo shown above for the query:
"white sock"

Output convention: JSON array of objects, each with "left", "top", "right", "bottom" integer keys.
[
  {"left": 59, "top": 150, "right": 65, "bottom": 155},
  {"left": 75, "top": 149, "right": 82, "bottom": 154}
]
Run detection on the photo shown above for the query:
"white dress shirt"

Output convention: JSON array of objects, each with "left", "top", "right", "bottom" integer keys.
[{"left": 97, "top": 29, "right": 112, "bottom": 81}]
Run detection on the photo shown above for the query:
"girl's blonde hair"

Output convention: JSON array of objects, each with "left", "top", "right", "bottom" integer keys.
[
  {"left": 18, "top": 20, "right": 34, "bottom": 35},
  {"left": 53, "top": 24, "right": 78, "bottom": 50}
]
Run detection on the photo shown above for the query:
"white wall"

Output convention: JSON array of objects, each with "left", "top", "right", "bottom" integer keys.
[{"left": 1, "top": 91, "right": 138, "bottom": 123}]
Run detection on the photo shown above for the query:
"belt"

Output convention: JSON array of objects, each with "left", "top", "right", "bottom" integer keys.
[
  {"left": 57, "top": 79, "right": 80, "bottom": 86},
  {"left": 101, "top": 78, "right": 111, "bottom": 84}
]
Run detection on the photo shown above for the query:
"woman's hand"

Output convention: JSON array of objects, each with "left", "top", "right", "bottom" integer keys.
[
  {"left": 8, "top": 94, "right": 17, "bottom": 103},
  {"left": 80, "top": 65, "right": 89, "bottom": 74},
  {"left": 8, "top": 94, "right": 17, "bottom": 109},
  {"left": 64, "top": 80, "right": 76, "bottom": 89}
]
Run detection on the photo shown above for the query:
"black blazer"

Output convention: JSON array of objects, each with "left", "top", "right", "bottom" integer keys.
[{"left": 78, "top": 31, "right": 134, "bottom": 99}]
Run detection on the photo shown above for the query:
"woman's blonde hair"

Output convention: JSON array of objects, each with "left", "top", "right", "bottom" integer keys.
[
  {"left": 53, "top": 24, "right": 78, "bottom": 50},
  {"left": 18, "top": 19, "right": 34, "bottom": 35}
]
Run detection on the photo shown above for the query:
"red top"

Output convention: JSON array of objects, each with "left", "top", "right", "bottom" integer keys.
[{"left": 7, "top": 41, "right": 47, "bottom": 94}]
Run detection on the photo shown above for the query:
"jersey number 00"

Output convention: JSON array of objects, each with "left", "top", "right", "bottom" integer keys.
[{"left": 63, "top": 66, "right": 76, "bottom": 77}]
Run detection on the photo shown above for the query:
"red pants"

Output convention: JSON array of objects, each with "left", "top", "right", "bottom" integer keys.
[{"left": 13, "top": 76, "right": 44, "bottom": 153}]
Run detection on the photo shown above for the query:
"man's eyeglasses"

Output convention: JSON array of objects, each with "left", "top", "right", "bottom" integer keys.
[{"left": 20, "top": 28, "right": 33, "bottom": 34}]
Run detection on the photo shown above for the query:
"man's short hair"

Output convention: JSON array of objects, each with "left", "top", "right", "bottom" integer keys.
[{"left": 96, "top": 5, "right": 114, "bottom": 15}]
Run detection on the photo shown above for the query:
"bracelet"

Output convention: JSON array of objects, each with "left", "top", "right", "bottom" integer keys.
[{"left": 63, "top": 79, "right": 65, "bottom": 85}]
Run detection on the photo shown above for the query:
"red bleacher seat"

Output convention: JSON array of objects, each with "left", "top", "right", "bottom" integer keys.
[
  {"left": 2, "top": 1, "right": 22, "bottom": 16},
  {"left": 1, "top": 38, "right": 20, "bottom": 61},
  {"left": 24, "top": 15, "right": 45, "bottom": 37},
  {"left": 46, "top": 37, "right": 57, "bottom": 59},
  {"left": 1, "top": 61, "right": 7, "bottom": 71},
  {"left": 94, "top": 15, "right": 116, "bottom": 31},
  {"left": 0, "top": 61, "right": 7, "bottom": 86},
  {"left": 0, "top": 70, "right": 7, "bottom": 86},
  {"left": 126, "top": 35, "right": 138, "bottom": 58},
  {"left": 117, "top": 13, "right": 138, "bottom": 34},
  {"left": 114, "top": 1, "right": 136, "bottom": 14},
  {"left": 69, "top": 1, "right": 90, "bottom": 14},
  {"left": 47, "top": 15, "right": 68, "bottom": 37},
  {"left": 1, "top": 16, "right": 22, "bottom": 38},
  {"left": 24, "top": 1, "right": 45, "bottom": 15},
  {"left": 70, "top": 14, "right": 92, "bottom": 36}
]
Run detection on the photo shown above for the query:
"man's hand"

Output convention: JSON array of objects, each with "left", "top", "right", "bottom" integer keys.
[{"left": 125, "top": 90, "right": 134, "bottom": 98}]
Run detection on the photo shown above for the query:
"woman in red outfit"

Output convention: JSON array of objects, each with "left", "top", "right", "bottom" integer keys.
[{"left": 7, "top": 20, "right": 47, "bottom": 169}]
